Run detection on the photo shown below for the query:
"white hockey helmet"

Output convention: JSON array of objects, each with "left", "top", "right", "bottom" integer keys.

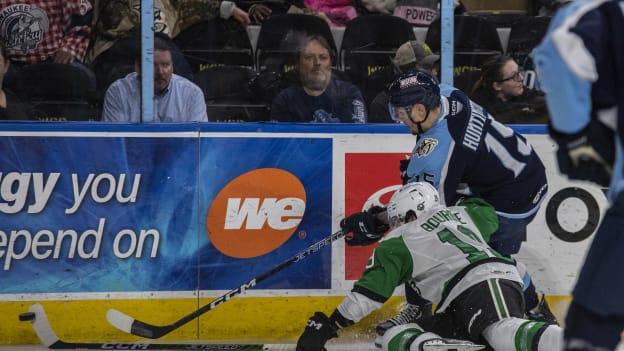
[{"left": 386, "top": 182, "right": 440, "bottom": 228}]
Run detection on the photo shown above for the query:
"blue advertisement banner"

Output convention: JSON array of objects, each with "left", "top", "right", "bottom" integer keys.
[
  {"left": 0, "top": 134, "right": 332, "bottom": 293},
  {"left": 166, "top": 137, "right": 333, "bottom": 290}
]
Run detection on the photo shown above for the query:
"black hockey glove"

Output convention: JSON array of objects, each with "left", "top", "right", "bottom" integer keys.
[
  {"left": 549, "top": 121, "right": 614, "bottom": 187},
  {"left": 399, "top": 158, "right": 411, "bottom": 185},
  {"left": 296, "top": 312, "right": 338, "bottom": 351},
  {"left": 340, "top": 206, "right": 389, "bottom": 246}
]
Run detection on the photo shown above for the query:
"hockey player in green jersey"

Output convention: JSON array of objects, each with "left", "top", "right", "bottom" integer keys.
[{"left": 296, "top": 182, "right": 562, "bottom": 351}]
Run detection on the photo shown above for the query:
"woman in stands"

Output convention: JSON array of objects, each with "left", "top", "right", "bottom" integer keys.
[
  {"left": 470, "top": 55, "right": 548, "bottom": 124},
  {"left": 0, "top": 40, "right": 30, "bottom": 121}
]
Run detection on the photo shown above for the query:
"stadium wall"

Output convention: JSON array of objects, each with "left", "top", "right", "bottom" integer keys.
[{"left": 0, "top": 123, "right": 604, "bottom": 344}]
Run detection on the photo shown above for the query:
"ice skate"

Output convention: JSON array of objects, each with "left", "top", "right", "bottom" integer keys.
[
  {"left": 375, "top": 302, "right": 432, "bottom": 347},
  {"left": 418, "top": 337, "right": 486, "bottom": 351},
  {"left": 527, "top": 294, "right": 559, "bottom": 326},
  {"left": 379, "top": 326, "right": 485, "bottom": 351}
]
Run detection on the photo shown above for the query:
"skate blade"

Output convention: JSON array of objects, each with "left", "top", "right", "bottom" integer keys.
[
  {"left": 422, "top": 342, "right": 485, "bottom": 351},
  {"left": 374, "top": 335, "right": 382, "bottom": 348}
]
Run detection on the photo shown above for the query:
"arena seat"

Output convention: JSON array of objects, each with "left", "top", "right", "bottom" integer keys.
[
  {"left": 426, "top": 15, "right": 503, "bottom": 75},
  {"left": 194, "top": 65, "right": 270, "bottom": 122},
  {"left": 454, "top": 68, "right": 482, "bottom": 94},
  {"left": 506, "top": 16, "right": 552, "bottom": 71},
  {"left": 339, "top": 14, "right": 416, "bottom": 89},
  {"left": 14, "top": 63, "right": 100, "bottom": 122},
  {"left": 173, "top": 18, "right": 254, "bottom": 73}
]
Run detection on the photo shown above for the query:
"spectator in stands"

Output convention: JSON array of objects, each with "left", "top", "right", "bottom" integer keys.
[
  {"left": 355, "top": 0, "right": 464, "bottom": 24},
  {"left": 89, "top": 0, "right": 250, "bottom": 64},
  {"left": 235, "top": 0, "right": 306, "bottom": 24},
  {"left": 271, "top": 33, "right": 367, "bottom": 123},
  {"left": 533, "top": 0, "right": 572, "bottom": 16},
  {"left": 87, "top": 0, "right": 250, "bottom": 93},
  {"left": 0, "top": 0, "right": 96, "bottom": 92},
  {"left": 367, "top": 40, "right": 439, "bottom": 123},
  {"left": 470, "top": 55, "right": 548, "bottom": 124},
  {"left": 92, "top": 32, "right": 195, "bottom": 101},
  {"left": 90, "top": 0, "right": 250, "bottom": 61},
  {"left": 101, "top": 36, "right": 207, "bottom": 123},
  {"left": 0, "top": 40, "right": 30, "bottom": 120},
  {"left": 304, "top": 0, "right": 358, "bottom": 26}
]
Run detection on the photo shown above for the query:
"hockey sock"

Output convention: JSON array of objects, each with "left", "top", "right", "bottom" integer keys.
[
  {"left": 523, "top": 280, "right": 539, "bottom": 311},
  {"left": 380, "top": 324, "right": 426, "bottom": 351},
  {"left": 483, "top": 317, "right": 562, "bottom": 350}
]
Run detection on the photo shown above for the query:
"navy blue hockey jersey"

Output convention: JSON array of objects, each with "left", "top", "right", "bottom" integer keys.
[
  {"left": 533, "top": 0, "right": 624, "bottom": 318},
  {"left": 534, "top": 0, "right": 624, "bottom": 200},
  {"left": 405, "top": 87, "right": 548, "bottom": 217}
]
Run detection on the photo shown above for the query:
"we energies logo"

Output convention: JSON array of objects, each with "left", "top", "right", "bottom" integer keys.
[
  {"left": 207, "top": 168, "right": 307, "bottom": 258},
  {"left": 0, "top": 4, "right": 49, "bottom": 55}
]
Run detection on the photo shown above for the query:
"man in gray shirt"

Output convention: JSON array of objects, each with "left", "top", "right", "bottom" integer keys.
[{"left": 101, "top": 37, "right": 208, "bottom": 122}]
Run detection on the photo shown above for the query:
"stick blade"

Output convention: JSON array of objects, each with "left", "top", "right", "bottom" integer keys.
[
  {"left": 106, "top": 308, "right": 135, "bottom": 334},
  {"left": 27, "top": 303, "right": 61, "bottom": 348},
  {"left": 107, "top": 308, "right": 170, "bottom": 338}
]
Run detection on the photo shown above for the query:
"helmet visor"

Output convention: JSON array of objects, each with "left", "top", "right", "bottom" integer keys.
[{"left": 388, "top": 102, "right": 413, "bottom": 123}]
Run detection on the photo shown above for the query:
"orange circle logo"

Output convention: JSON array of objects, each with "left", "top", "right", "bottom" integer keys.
[{"left": 207, "top": 168, "right": 307, "bottom": 258}]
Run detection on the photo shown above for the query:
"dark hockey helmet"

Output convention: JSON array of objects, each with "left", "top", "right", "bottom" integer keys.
[{"left": 388, "top": 69, "right": 440, "bottom": 110}]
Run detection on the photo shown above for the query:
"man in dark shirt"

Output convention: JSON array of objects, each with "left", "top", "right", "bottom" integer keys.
[{"left": 270, "top": 34, "right": 366, "bottom": 123}]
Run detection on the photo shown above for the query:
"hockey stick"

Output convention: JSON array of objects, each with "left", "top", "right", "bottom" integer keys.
[
  {"left": 107, "top": 229, "right": 346, "bottom": 339},
  {"left": 22, "top": 303, "right": 296, "bottom": 350}
]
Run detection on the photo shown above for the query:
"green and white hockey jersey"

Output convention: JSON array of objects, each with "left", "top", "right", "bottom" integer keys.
[{"left": 337, "top": 198, "right": 522, "bottom": 323}]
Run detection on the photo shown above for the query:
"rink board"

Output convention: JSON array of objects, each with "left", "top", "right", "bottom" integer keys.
[
  {"left": 0, "top": 123, "right": 604, "bottom": 344},
  {"left": 0, "top": 295, "right": 572, "bottom": 344}
]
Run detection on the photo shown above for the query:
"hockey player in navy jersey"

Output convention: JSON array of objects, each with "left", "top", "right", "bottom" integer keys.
[
  {"left": 533, "top": 0, "right": 624, "bottom": 349},
  {"left": 340, "top": 69, "right": 556, "bottom": 336},
  {"left": 296, "top": 182, "right": 562, "bottom": 351}
]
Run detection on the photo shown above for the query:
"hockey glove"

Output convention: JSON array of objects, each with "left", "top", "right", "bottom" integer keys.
[
  {"left": 549, "top": 121, "right": 614, "bottom": 187},
  {"left": 399, "top": 158, "right": 411, "bottom": 185},
  {"left": 296, "top": 312, "right": 338, "bottom": 351},
  {"left": 340, "top": 206, "right": 389, "bottom": 246}
]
